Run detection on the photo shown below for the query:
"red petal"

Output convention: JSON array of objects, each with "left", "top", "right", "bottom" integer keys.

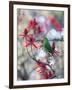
[
  {"left": 48, "top": 71, "right": 53, "bottom": 78},
  {"left": 56, "top": 23, "right": 62, "bottom": 31},
  {"left": 32, "top": 43, "right": 37, "bottom": 48},
  {"left": 26, "top": 42, "right": 31, "bottom": 47},
  {"left": 22, "top": 42, "right": 26, "bottom": 47},
  {"left": 52, "top": 42, "right": 55, "bottom": 50},
  {"left": 51, "top": 17, "right": 62, "bottom": 31},
  {"left": 39, "top": 44, "right": 43, "bottom": 48},
  {"left": 20, "top": 33, "right": 24, "bottom": 36},
  {"left": 41, "top": 26, "right": 44, "bottom": 32},
  {"left": 26, "top": 35, "right": 31, "bottom": 38},
  {"left": 29, "top": 20, "right": 35, "bottom": 29},
  {"left": 20, "top": 34, "right": 25, "bottom": 39}
]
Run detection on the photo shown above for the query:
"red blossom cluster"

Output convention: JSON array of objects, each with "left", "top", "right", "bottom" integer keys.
[
  {"left": 36, "top": 61, "right": 54, "bottom": 79},
  {"left": 20, "top": 18, "right": 44, "bottom": 48},
  {"left": 28, "top": 18, "right": 38, "bottom": 29}
]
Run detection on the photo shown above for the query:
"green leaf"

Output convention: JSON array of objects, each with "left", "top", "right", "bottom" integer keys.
[{"left": 43, "top": 37, "right": 53, "bottom": 53}]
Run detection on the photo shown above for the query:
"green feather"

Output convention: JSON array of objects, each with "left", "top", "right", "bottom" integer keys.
[{"left": 43, "top": 37, "right": 53, "bottom": 53}]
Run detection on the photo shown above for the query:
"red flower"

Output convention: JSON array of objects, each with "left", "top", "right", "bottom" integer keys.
[
  {"left": 25, "top": 35, "right": 37, "bottom": 48},
  {"left": 39, "top": 39, "right": 44, "bottom": 48},
  {"left": 20, "top": 28, "right": 30, "bottom": 39},
  {"left": 51, "top": 17, "right": 62, "bottom": 31},
  {"left": 52, "top": 41, "right": 55, "bottom": 51},
  {"left": 36, "top": 61, "right": 54, "bottom": 79},
  {"left": 36, "top": 26, "right": 44, "bottom": 35},
  {"left": 52, "top": 41, "right": 60, "bottom": 56},
  {"left": 28, "top": 18, "right": 38, "bottom": 29}
]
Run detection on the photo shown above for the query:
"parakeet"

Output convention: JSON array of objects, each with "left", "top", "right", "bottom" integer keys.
[
  {"left": 43, "top": 37, "right": 59, "bottom": 56},
  {"left": 44, "top": 37, "right": 53, "bottom": 53}
]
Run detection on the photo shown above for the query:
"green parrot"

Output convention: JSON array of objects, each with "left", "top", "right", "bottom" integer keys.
[{"left": 43, "top": 37, "right": 55, "bottom": 54}]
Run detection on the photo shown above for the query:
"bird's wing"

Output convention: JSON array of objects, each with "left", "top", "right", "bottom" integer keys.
[{"left": 43, "top": 37, "right": 53, "bottom": 53}]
